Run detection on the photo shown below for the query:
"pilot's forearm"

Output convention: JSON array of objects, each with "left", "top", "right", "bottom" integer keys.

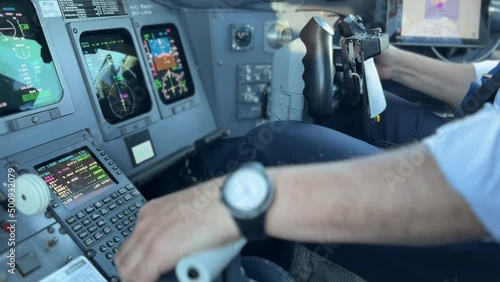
[
  {"left": 265, "top": 145, "right": 487, "bottom": 245},
  {"left": 390, "top": 48, "right": 475, "bottom": 108}
]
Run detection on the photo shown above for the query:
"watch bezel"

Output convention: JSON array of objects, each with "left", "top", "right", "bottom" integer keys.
[{"left": 220, "top": 162, "right": 275, "bottom": 220}]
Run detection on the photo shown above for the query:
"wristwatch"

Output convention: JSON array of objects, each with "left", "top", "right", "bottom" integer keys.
[{"left": 220, "top": 162, "right": 275, "bottom": 241}]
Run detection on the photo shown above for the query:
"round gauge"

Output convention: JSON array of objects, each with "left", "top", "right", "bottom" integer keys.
[
  {"left": 107, "top": 81, "right": 136, "bottom": 119},
  {"left": 161, "top": 70, "right": 187, "bottom": 100},
  {"left": 0, "top": 19, "right": 16, "bottom": 38},
  {"left": 232, "top": 24, "right": 254, "bottom": 51},
  {"left": 95, "top": 58, "right": 137, "bottom": 120},
  {"left": 235, "top": 26, "right": 252, "bottom": 47}
]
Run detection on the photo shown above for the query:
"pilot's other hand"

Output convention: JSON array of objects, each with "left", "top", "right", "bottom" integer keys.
[
  {"left": 374, "top": 45, "right": 400, "bottom": 80},
  {"left": 115, "top": 178, "right": 240, "bottom": 282}
]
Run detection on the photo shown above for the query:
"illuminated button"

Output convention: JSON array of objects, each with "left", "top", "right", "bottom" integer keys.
[
  {"left": 85, "top": 206, "right": 95, "bottom": 214},
  {"left": 66, "top": 217, "right": 77, "bottom": 225},
  {"left": 103, "top": 197, "right": 112, "bottom": 204},
  {"left": 106, "top": 241, "right": 114, "bottom": 247},
  {"left": 110, "top": 217, "right": 118, "bottom": 224},
  {"left": 128, "top": 206, "right": 136, "bottom": 212},
  {"left": 99, "top": 208, "right": 109, "bottom": 215},
  {"left": 116, "top": 214, "right": 124, "bottom": 220},
  {"left": 91, "top": 213, "right": 100, "bottom": 221},
  {"left": 72, "top": 224, "right": 83, "bottom": 232},
  {"left": 108, "top": 203, "right": 117, "bottom": 211},
  {"left": 124, "top": 194, "right": 133, "bottom": 202},
  {"left": 78, "top": 231, "right": 89, "bottom": 239},
  {"left": 106, "top": 253, "right": 113, "bottom": 260},
  {"left": 131, "top": 190, "right": 140, "bottom": 197},
  {"left": 82, "top": 218, "right": 92, "bottom": 226},
  {"left": 126, "top": 184, "right": 134, "bottom": 190},
  {"left": 116, "top": 199, "right": 124, "bottom": 206},
  {"left": 118, "top": 188, "right": 127, "bottom": 195},
  {"left": 116, "top": 223, "right": 124, "bottom": 230},
  {"left": 88, "top": 225, "right": 98, "bottom": 233},
  {"left": 122, "top": 220, "right": 130, "bottom": 227},
  {"left": 94, "top": 201, "right": 103, "bottom": 209},
  {"left": 121, "top": 230, "right": 130, "bottom": 237},
  {"left": 96, "top": 220, "right": 106, "bottom": 228},
  {"left": 76, "top": 212, "right": 86, "bottom": 219},
  {"left": 99, "top": 245, "right": 107, "bottom": 252},
  {"left": 111, "top": 192, "right": 119, "bottom": 199},
  {"left": 134, "top": 202, "right": 142, "bottom": 209},
  {"left": 105, "top": 157, "right": 110, "bottom": 161},
  {"left": 103, "top": 226, "right": 113, "bottom": 234},
  {"left": 128, "top": 215, "right": 136, "bottom": 222},
  {"left": 112, "top": 166, "right": 118, "bottom": 170},
  {"left": 113, "top": 236, "right": 120, "bottom": 243},
  {"left": 93, "top": 231, "right": 104, "bottom": 241},
  {"left": 84, "top": 238, "right": 95, "bottom": 247},
  {"left": 123, "top": 209, "right": 130, "bottom": 216}
]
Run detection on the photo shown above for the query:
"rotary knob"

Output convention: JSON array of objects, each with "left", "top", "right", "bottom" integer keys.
[{"left": 16, "top": 174, "right": 51, "bottom": 215}]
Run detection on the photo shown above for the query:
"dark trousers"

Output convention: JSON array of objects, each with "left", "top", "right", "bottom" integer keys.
[{"left": 202, "top": 92, "right": 499, "bottom": 282}]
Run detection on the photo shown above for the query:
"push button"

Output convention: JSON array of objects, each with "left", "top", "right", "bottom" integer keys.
[
  {"left": 96, "top": 220, "right": 106, "bottom": 228},
  {"left": 76, "top": 212, "right": 86, "bottom": 219},
  {"left": 72, "top": 224, "right": 83, "bottom": 232},
  {"left": 78, "top": 231, "right": 89, "bottom": 239},
  {"left": 93, "top": 231, "right": 104, "bottom": 241},
  {"left": 103, "top": 226, "right": 113, "bottom": 234},
  {"left": 94, "top": 201, "right": 103, "bottom": 209},
  {"left": 66, "top": 217, "right": 77, "bottom": 225},
  {"left": 85, "top": 206, "right": 95, "bottom": 214},
  {"left": 82, "top": 218, "right": 92, "bottom": 226},
  {"left": 88, "top": 225, "right": 98, "bottom": 233},
  {"left": 84, "top": 238, "right": 95, "bottom": 247},
  {"left": 103, "top": 197, "right": 112, "bottom": 204}
]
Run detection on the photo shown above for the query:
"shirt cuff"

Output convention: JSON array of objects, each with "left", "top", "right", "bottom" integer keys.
[{"left": 472, "top": 60, "right": 499, "bottom": 84}]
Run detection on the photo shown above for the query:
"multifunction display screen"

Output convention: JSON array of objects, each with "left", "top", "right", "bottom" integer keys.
[
  {"left": 35, "top": 148, "right": 115, "bottom": 209},
  {"left": 0, "top": 1, "right": 63, "bottom": 117},
  {"left": 386, "top": 0, "right": 488, "bottom": 47},
  {"left": 80, "top": 28, "right": 152, "bottom": 124},
  {"left": 141, "top": 24, "right": 195, "bottom": 104}
]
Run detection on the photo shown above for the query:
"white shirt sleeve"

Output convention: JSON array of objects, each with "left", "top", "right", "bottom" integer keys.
[
  {"left": 423, "top": 103, "right": 500, "bottom": 242},
  {"left": 473, "top": 60, "right": 499, "bottom": 84}
]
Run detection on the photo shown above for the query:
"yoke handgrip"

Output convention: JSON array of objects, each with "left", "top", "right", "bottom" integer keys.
[{"left": 299, "top": 16, "right": 335, "bottom": 118}]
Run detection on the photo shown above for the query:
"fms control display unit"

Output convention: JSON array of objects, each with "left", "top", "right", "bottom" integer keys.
[{"left": 11, "top": 130, "right": 146, "bottom": 281}]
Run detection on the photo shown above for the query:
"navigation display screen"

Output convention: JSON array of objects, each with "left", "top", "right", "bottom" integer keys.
[
  {"left": 141, "top": 24, "right": 195, "bottom": 104},
  {"left": 80, "top": 29, "right": 152, "bottom": 124},
  {"left": 0, "top": 1, "right": 63, "bottom": 117},
  {"left": 386, "top": 0, "right": 489, "bottom": 47},
  {"left": 35, "top": 148, "right": 115, "bottom": 210}
]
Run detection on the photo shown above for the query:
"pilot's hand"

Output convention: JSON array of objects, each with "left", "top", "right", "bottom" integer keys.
[
  {"left": 374, "top": 45, "right": 400, "bottom": 80},
  {"left": 115, "top": 178, "right": 241, "bottom": 282}
]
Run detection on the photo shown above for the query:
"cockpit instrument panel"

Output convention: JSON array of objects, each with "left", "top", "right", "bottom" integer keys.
[
  {"left": 0, "top": 1, "right": 63, "bottom": 118},
  {"left": 80, "top": 29, "right": 152, "bottom": 124},
  {"left": 141, "top": 24, "right": 195, "bottom": 104}
]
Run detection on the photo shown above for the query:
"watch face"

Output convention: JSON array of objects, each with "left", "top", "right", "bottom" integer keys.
[{"left": 224, "top": 169, "right": 268, "bottom": 212}]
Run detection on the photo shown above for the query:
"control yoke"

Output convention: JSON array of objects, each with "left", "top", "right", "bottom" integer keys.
[{"left": 298, "top": 15, "right": 389, "bottom": 119}]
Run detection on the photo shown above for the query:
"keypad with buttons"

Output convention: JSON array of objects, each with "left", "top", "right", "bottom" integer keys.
[{"left": 63, "top": 183, "right": 145, "bottom": 267}]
